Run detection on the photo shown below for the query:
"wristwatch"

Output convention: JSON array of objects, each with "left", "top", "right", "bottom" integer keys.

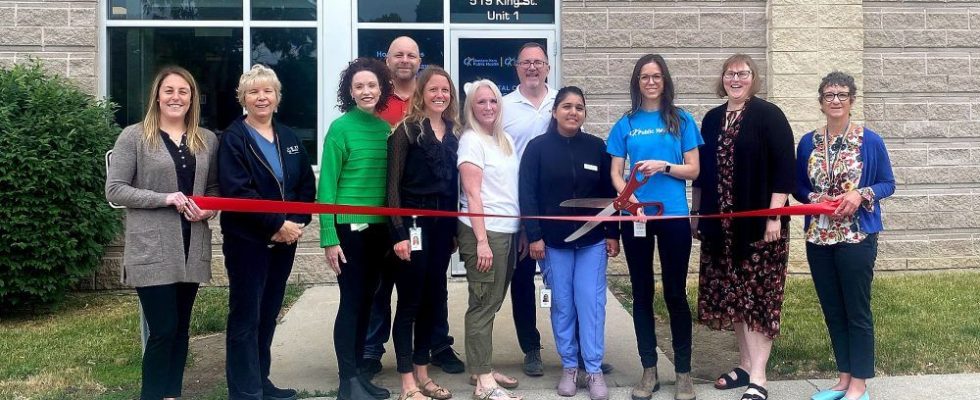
[
  {"left": 767, "top": 215, "right": 779, "bottom": 221},
  {"left": 664, "top": 164, "right": 671, "bottom": 174}
]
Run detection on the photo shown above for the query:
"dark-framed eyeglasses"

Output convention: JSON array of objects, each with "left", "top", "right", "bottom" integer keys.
[
  {"left": 518, "top": 60, "right": 548, "bottom": 69},
  {"left": 821, "top": 92, "right": 852, "bottom": 102},
  {"left": 723, "top": 70, "right": 752, "bottom": 80}
]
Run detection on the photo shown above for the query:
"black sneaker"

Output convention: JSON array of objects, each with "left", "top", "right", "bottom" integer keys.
[
  {"left": 523, "top": 349, "right": 544, "bottom": 377},
  {"left": 430, "top": 347, "right": 465, "bottom": 374},
  {"left": 360, "top": 358, "right": 383, "bottom": 376},
  {"left": 263, "top": 383, "right": 298, "bottom": 400}
]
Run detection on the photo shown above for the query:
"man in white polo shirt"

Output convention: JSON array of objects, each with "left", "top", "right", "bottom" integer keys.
[{"left": 502, "top": 42, "right": 557, "bottom": 377}]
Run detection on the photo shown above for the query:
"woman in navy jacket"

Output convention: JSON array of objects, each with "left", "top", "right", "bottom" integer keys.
[
  {"left": 518, "top": 86, "right": 620, "bottom": 400},
  {"left": 218, "top": 64, "right": 316, "bottom": 400},
  {"left": 794, "top": 71, "right": 895, "bottom": 400}
]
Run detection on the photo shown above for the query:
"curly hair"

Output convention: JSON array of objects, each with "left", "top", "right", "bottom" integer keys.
[
  {"left": 818, "top": 71, "right": 857, "bottom": 101},
  {"left": 336, "top": 57, "right": 393, "bottom": 113}
]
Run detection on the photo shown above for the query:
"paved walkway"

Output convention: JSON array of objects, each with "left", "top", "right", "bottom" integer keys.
[{"left": 269, "top": 281, "right": 980, "bottom": 400}]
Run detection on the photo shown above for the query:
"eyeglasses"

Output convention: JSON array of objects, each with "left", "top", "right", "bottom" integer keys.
[
  {"left": 723, "top": 70, "right": 752, "bottom": 80},
  {"left": 821, "top": 92, "right": 852, "bottom": 102},
  {"left": 639, "top": 74, "right": 663, "bottom": 83},
  {"left": 518, "top": 60, "right": 548, "bottom": 69}
]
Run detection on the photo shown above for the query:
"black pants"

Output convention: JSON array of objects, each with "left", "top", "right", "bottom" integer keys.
[
  {"left": 511, "top": 252, "right": 541, "bottom": 354},
  {"left": 806, "top": 234, "right": 878, "bottom": 379},
  {"left": 335, "top": 224, "right": 388, "bottom": 380},
  {"left": 391, "top": 216, "right": 455, "bottom": 372},
  {"left": 224, "top": 236, "right": 296, "bottom": 400},
  {"left": 364, "top": 267, "right": 454, "bottom": 360},
  {"left": 136, "top": 282, "right": 199, "bottom": 400},
  {"left": 623, "top": 218, "right": 693, "bottom": 373}
]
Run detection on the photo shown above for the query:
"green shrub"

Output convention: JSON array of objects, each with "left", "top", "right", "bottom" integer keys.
[{"left": 0, "top": 62, "right": 122, "bottom": 310}]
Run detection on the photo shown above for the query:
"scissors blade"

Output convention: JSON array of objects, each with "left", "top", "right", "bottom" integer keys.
[
  {"left": 560, "top": 198, "right": 614, "bottom": 208},
  {"left": 563, "top": 203, "right": 617, "bottom": 243}
]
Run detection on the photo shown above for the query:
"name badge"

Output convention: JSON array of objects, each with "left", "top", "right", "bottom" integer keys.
[
  {"left": 583, "top": 163, "right": 598, "bottom": 172},
  {"left": 633, "top": 221, "right": 647, "bottom": 237},
  {"left": 539, "top": 287, "right": 552, "bottom": 308},
  {"left": 350, "top": 223, "right": 369, "bottom": 232},
  {"left": 409, "top": 226, "right": 423, "bottom": 251}
]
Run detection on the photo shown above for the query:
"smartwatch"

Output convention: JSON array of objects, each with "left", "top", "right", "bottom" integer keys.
[{"left": 664, "top": 164, "right": 671, "bottom": 174}]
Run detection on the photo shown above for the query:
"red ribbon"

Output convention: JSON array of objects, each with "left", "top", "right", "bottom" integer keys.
[{"left": 191, "top": 196, "right": 839, "bottom": 222}]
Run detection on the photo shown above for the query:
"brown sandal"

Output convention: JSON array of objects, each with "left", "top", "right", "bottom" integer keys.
[
  {"left": 420, "top": 379, "right": 452, "bottom": 400},
  {"left": 468, "top": 372, "right": 519, "bottom": 389},
  {"left": 399, "top": 389, "right": 431, "bottom": 400}
]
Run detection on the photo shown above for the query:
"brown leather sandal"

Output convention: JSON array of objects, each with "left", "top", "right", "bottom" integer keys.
[{"left": 419, "top": 379, "right": 452, "bottom": 400}]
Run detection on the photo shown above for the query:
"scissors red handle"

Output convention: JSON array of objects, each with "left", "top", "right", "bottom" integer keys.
[{"left": 613, "top": 165, "right": 665, "bottom": 216}]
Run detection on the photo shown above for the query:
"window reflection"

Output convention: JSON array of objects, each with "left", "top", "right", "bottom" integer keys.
[
  {"left": 357, "top": 0, "right": 442, "bottom": 23},
  {"left": 107, "top": 28, "right": 243, "bottom": 134},
  {"left": 109, "top": 0, "right": 243, "bottom": 20},
  {"left": 252, "top": 0, "right": 316, "bottom": 21},
  {"left": 251, "top": 28, "right": 318, "bottom": 163},
  {"left": 358, "top": 29, "right": 444, "bottom": 70}
]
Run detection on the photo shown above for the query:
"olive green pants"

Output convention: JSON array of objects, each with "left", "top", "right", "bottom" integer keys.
[{"left": 457, "top": 221, "right": 516, "bottom": 375}]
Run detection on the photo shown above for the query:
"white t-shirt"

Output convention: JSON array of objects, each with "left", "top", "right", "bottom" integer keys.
[
  {"left": 502, "top": 85, "right": 558, "bottom": 160},
  {"left": 456, "top": 129, "right": 521, "bottom": 234}
]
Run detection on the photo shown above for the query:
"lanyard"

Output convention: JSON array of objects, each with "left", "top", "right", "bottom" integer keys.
[{"left": 823, "top": 121, "right": 849, "bottom": 187}]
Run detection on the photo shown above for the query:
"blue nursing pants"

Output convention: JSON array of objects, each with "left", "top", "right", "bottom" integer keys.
[{"left": 541, "top": 240, "right": 608, "bottom": 373}]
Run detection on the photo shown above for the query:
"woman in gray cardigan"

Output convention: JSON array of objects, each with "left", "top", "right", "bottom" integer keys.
[{"left": 105, "top": 66, "right": 218, "bottom": 400}]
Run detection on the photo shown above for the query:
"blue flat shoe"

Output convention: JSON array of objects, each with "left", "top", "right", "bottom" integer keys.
[{"left": 811, "top": 389, "right": 846, "bottom": 400}]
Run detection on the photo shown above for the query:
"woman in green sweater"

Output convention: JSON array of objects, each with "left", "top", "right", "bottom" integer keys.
[{"left": 319, "top": 57, "right": 395, "bottom": 400}]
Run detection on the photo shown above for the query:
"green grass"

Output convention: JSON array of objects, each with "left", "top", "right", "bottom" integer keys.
[
  {"left": 609, "top": 271, "right": 980, "bottom": 378},
  {"left": 0, "top": 285, "right": 305, "bottom": 399}
]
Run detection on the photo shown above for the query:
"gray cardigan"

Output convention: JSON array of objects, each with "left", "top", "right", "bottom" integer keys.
[{"left": 105, "top": 123, "right": 219, "bottom": 287}]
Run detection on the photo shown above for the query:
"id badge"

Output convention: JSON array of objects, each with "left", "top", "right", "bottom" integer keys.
[
  {"left": 350, "top": 223, "right": 369, "bottom": 232},
  {"left": 409, "top": 226, "right": 423, "bottom": 251},
  {"left": 539, "top": 287, "right": 552, "bottom": 308},
  {"left": 633, "top": 221, "right": 647, "bottom": 237}
]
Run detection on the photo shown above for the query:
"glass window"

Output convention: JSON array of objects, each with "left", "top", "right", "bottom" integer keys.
[
  {"left": 251, "top": 28, "right": 318, "bottom": 163},
  {"left": 109, "top": 0, "right": 243, "bottom": 20},
  {"left": 107, "top": 27, "right": 244, "bottom": 133},
  {"left": 357, "top": 0, "right": 442, "bottom": 23},
  {"left": 252, "top": 0, "right": 316, "bottom": 21},
  {"left": 357, "top": 29, "right": 444, "bottom": 70}
]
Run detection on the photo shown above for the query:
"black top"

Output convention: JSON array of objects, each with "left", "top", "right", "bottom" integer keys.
[
  {"left": 693, "top": 96, "right": 795, "bottom": 247},
  {"left": 218, "top": 116, "right": 316, "bottom": 244},
  {"left": 160, "top": 131, "right": 195, "bottom": 255},
  {"left": 519, "top": 124, "right": 620, "bottom": 249},
  {"left": 386, "top": 118, "right": 459, "bottom": 242}
]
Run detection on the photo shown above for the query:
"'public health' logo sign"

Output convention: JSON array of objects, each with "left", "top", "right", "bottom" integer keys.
[{"left": 463, "top": 56, "right": 518, "bottom": 68}]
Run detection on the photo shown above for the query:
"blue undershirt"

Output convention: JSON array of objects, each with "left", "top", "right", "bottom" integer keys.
[{"left": 245, "top": 123, "right": 284, "bottom": 183}]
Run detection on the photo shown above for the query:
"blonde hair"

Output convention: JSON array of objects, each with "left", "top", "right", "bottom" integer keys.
[
  {"left": 461, "top": 79, "right": 512, "bottom": 156},
  {"left": 236, "top": 64, "right": 283, "bottom": 107},
  {"left": 141, "top": 66, "right": 205, "bottom": 153},
  {"left": 397, "top": 66, "right": 461, "bottom": 139}
]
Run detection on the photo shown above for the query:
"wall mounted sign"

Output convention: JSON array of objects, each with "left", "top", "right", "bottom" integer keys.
[{"left": 450, "top": 0, "right": 555, "bottom": 24}]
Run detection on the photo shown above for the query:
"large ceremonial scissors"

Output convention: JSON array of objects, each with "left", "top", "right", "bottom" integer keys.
[{"left": 559, "top": 164, "right": 664, "bottom": 242}]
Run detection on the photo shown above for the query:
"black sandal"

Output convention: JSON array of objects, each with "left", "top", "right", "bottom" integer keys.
[
  {"left": 714, "top": 367, "right": 750, "bottom": 390},
  {"left": 740, "top": 383, "right": 768, "bottom": 400}
]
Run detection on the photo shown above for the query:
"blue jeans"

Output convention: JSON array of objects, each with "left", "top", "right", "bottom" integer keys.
[{"left": 540, "top": 241, "right": 608, "bottom": 373}]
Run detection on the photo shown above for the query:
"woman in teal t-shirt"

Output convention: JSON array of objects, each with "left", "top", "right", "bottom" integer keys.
[{"left": 606, "top": 54, "right": 703, "bottom": 400}]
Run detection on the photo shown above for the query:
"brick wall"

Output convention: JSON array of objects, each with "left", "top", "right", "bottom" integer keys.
[
  {"left": 0, "top": 0, "right": 98, "bottom": 93},
  {"left": 562, "top": 0, "right": 769, "bottom": 136},
  {"left": 863, "top": 0, "right": 980, "bottom": 271}
]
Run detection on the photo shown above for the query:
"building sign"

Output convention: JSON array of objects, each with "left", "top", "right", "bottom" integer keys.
[
  {"left": 457, "top": 38, "right": 546, "bottom": 103},
  {"left": 450, "top": 0, "right": 555, "bottom": 24}
]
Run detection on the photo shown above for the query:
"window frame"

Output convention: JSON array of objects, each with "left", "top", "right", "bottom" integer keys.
[{"left": 99, "top": 0, "right": 324, "bottom": 169}]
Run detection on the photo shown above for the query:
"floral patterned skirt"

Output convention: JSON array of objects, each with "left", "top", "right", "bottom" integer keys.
[{"left": 697, "top": 229, "right": 790, "bottom": 339}]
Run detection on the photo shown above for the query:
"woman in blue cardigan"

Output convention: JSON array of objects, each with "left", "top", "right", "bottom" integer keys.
[{"left": 793, "top": 71, "right": 895, "bottom": 400}]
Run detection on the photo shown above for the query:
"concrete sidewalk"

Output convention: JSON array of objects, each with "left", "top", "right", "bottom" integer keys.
[{"left": 270, "top": 281, "right": 980, "bottom": 400}]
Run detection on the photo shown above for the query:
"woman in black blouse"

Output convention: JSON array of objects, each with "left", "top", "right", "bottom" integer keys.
[
  {"left": 693, "top": 54, "right": 795, "bottom": 400},
  {"left": 386, "top": 66, "right": 459, "bottom": 400}
]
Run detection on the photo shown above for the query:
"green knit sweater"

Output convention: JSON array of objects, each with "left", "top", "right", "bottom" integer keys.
[{"left": 318, "top": 107, "right": 390, "bottom": 247}]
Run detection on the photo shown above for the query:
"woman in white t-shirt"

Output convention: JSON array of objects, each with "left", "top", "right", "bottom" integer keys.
[{"left": 457, "top": 79, "right": 523, "bottom": 400}]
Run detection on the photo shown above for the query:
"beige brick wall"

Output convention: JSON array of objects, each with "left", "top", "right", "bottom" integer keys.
[
  {"left": 0, "top": 0, "right": 98, "bottom": 93},
  {"left": 563, "top": 0, "right": 769, "bottom": 136},
  {"left": 863, "top": 0, "right": 980, "bottom": 272}
]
